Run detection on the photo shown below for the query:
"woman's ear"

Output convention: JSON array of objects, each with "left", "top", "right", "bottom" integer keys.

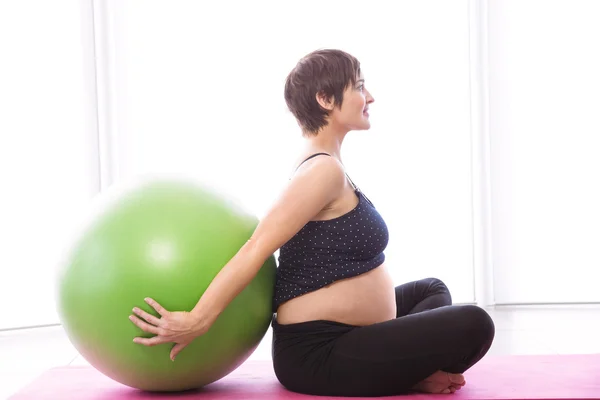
[{"left": 315, "top": 91, "right": 335, "bottom": 111}]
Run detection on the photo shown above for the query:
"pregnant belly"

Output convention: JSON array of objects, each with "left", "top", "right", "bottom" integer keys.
[{"left": 275, "top": 263, "right": 397, "bottom": 326}]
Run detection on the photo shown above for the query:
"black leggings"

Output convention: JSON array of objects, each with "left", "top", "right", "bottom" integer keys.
[{"left": 271, "top": 278, "right": 495, "bottom": 397}]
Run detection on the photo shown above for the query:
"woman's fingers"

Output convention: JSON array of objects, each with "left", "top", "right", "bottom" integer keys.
[
  {"left": 170, "top": 343, "right": 188, "bottom": 361},
  {"left": 145, "top": 297, "right": 169, "bottom": 316},
  {"left": 132, "top": 306, "right": 163, "bottom": 326},
  {"left": 129, "top": 314, "right": 162, "bottom": 335},
  {"left": 133, "top": 335, "right": 165, "bottom": 347},
  {"left": 130, "top": 299, "right": 176, "bottom": 348}
]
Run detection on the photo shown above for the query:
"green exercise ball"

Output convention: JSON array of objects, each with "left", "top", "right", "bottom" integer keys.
[{"left": 56, "top": 177, "right": 276, "bottom": 392}]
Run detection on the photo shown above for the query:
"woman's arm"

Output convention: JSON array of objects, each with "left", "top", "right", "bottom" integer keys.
[
  {"left": 130, "top": 155, "right": 347, "bottom": 360},
  {"left": 191, "top": 155, "right": 346, "bottom": 327}
]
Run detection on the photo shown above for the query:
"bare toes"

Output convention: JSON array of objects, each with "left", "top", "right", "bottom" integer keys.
[{"left": 447, "top": 372, "right": 466, "bottom": 385}]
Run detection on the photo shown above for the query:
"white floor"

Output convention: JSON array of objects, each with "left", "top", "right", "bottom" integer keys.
[{"left": 2, "top": 305, "right": 600, "bottom": 399}]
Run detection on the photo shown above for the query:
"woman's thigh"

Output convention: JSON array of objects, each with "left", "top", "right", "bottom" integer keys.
[{"left": 324, "top": 304, "right": 495, "bottom": 397}]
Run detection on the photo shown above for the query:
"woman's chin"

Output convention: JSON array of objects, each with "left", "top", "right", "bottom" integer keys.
[{"left": 359, "top": 120, "right": 372, "bottom": 130}]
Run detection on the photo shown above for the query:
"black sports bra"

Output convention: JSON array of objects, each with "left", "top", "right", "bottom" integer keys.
[{"left": 272, "top": 153, "right": 389, "bottom": 311}]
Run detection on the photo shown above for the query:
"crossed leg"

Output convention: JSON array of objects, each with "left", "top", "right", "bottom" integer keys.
[{"left": 325, "top": 278, "right": 495, "bottom": 397}]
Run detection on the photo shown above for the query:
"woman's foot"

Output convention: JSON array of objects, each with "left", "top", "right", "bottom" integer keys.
[{"left": 411, "top": 370, "right": 466, "bottom": 394}]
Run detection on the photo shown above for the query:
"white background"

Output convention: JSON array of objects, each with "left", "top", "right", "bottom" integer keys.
[
  {"left": 106, "top": 0, "right": 476, "bottom": 304},
  {"left": 1, "top": 0, "right": 599, "bottom": 330},
  {"left": 488, "top": 0, "right": 600, "bottom": 303},
  {"left": 0, "top": 1, "right": 99, "bottom": 329}
]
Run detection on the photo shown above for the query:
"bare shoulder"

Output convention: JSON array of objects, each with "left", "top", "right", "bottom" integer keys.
[
  {"left": 247, "top": 154, "right": 346, "bottom": 259},
  {"left": 292, "top": 153, "right": 346, "bottom": 189}
]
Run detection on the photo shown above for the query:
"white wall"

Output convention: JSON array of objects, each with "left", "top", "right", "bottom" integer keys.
[
  {"left": 9, "top": 1, "right": 600, "bottom": 330},
  {"left": 488, "top": 0, "right": 600, "bottom": 303},
  {"left": 0, "top": 1, "right": 99, "bottom": 328},
  {"left": 103, "top": 0, "right": 476, "bottom": 303}
]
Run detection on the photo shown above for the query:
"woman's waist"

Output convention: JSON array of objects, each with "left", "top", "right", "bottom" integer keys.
[{"left": 275, "top": 264, "right": 396, "bottom": 326}]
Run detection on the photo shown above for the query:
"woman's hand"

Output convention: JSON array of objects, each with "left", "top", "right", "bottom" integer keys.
[{"left": 129, "top": 297, "right": 208, "bottom": 361}]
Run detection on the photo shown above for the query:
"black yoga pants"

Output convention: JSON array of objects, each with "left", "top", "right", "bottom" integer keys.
[{"left": 271, "top": 278, "right": 496, "bottom": 397}]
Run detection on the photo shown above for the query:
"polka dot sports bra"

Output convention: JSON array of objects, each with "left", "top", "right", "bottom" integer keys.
[{"left": 272, "top": 153, "right": 390, "bottom": 312}]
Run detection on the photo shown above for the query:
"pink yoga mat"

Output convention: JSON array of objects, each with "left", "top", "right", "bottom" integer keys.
[{"left": 9, "top": 354, "right": 600, "bottom": 400}]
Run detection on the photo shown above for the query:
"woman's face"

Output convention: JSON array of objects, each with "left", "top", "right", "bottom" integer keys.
[{"left": 331, "top": 73, "right": 375, "bottom": 132}]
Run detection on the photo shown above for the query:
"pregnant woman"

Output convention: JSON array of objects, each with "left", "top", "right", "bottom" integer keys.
[{"left": 129, "top": 48, "right": 495, "bottom": 397}]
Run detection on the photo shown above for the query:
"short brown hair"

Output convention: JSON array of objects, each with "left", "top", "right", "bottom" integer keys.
[{"left": 284, "top": 49, "right": 361, "bottom": 135}]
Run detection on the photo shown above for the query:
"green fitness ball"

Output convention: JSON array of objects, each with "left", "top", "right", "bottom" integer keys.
[{"left": 56, "top": 177, "right": 276, "bottom": 392}]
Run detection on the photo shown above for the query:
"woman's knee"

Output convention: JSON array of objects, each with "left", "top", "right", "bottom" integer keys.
[
  {"left": 424, "top": 277, "right": 452, "bottom": 298},
  {"left": 456, "top": 305, "right": 495, "bottom": 344}
]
